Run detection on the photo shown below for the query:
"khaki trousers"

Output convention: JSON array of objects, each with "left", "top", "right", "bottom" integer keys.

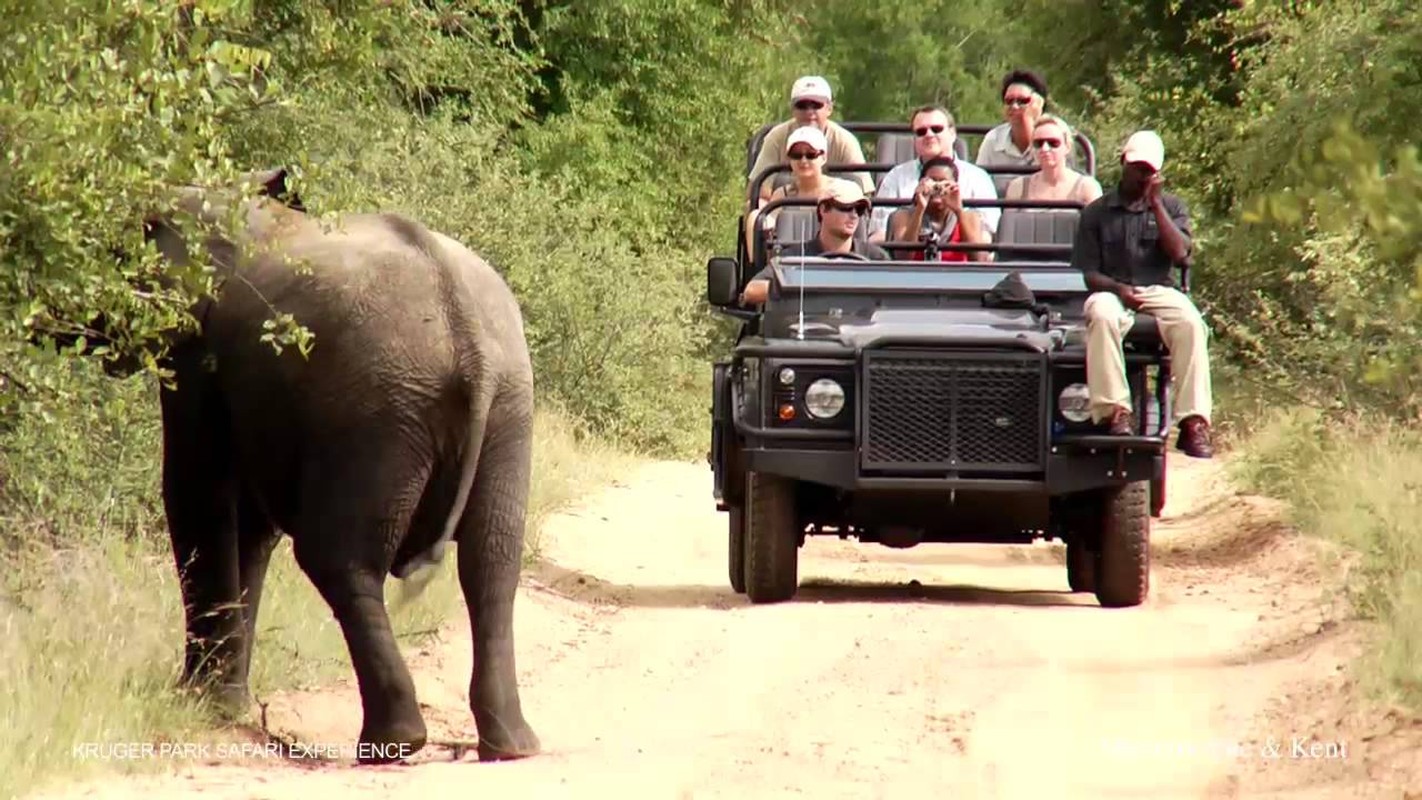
[{"left": 1083, "top": 287, "right": 1212, "bottom": 425}]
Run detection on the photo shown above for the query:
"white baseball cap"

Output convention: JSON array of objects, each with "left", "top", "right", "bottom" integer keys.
[
  {"left": 1121, "top": 130, "right": 1165, "bottom": 171},
  {"left": 786, "top": 125, "right": 828, "bottom": 154},
  {"left": 790, "top": 75, "right": 832, "bottom": 104}
]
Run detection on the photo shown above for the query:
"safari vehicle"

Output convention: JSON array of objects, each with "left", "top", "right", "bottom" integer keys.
[{"left": 706, "top": 120, "right": 1180, "bottom": 607}]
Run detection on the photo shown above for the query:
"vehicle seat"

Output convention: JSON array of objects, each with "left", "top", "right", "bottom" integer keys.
[{"left": 995, "top": 208, "right": 1080, "bottom": 262}]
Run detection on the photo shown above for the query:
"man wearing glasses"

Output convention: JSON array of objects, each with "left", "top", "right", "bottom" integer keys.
[
  {"left": 869, "top": 105, "right": 999, "bottom": 244},
  {"left": 1071, "top": 131, "right": 1214, "bottom": 459},
  {"left": 739, "top": 182, "right": 889, "bottom": 306},
  {"left": 748, "top": 75, "right": 874, "bottom": 204}
]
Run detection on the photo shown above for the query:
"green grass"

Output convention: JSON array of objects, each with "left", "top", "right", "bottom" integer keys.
[
  {"left": 0, "top": 366, "right": 642, "bottom": 800},
  {"left": 1229, "top": 405, "right": 1422, "bottom": 714}
]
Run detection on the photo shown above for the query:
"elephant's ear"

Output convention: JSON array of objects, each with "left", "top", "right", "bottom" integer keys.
[{"left": 250, "top": 167, "right": 307, "bottom": 213}]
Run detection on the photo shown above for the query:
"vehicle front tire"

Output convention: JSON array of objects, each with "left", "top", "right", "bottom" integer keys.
[
  {"left": 1094, "top": 481, "right": 1151, "bottom": 608},
  {"left": 743, "top": 471, "right": 798, "bottom": 603},
  {"left": 728, "top": 505, "right": 746, "bottom": 594}
]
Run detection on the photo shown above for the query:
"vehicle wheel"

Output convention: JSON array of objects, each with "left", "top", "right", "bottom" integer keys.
[
  {"left": 744, "top": 471, "right": 798, "bottom": 603},
  {"left": 1066, "top": 538, "right": 1096, "bottom": 593},
  {"left": 1094, "top": 481, "right": 1151, "bottom": 608},
  {"left": 728, "top": 505, "right": 746, "bottom": 594}
]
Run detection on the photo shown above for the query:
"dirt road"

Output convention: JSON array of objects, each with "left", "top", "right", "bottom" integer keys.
[{"left": 33, "top": 455, "right": 1422, "bottom": 799}]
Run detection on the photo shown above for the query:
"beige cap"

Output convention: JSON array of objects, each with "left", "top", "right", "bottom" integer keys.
[
  {"left": 1121, "top": 130, "right": 1165, "bottom": 171},
  {"left": 821, "top": 180, "right": 869, "bottom": 210}
]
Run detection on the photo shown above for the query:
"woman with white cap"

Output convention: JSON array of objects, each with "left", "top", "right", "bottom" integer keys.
[{"left": 745, "top": 125, "right": 862, "bottom": 246}]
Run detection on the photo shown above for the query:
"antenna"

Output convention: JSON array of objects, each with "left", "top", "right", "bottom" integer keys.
[{"left": 796, "top": 221, "right": 807, "bottom": 340}]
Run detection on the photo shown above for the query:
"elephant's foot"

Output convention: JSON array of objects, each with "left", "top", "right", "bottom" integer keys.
[
  {"left": 179, "top": 674, "right": 253, "bottom": 721},
  {"left": 356, "top": 717, "right": 427, "bottom": 765},
  {"left": 475, "top": 715, "right": 541, "bottom": 762}
]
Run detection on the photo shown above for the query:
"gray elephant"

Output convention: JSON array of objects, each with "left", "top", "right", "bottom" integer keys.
[{"left": 119, "top": 168, "right": 540, "bottom": 763}]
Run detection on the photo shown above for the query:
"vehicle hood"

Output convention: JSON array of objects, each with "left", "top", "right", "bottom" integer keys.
[{"left": 786, "top": 307, "right": 1071, "bottom": 352}]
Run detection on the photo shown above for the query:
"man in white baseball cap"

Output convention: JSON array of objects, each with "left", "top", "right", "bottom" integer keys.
[
  {"left": 748, "top": 75, "right": 873, "bottom": 205},
  {"left": 1070, "top": 129, "right": 1215, "bottom": 459}
]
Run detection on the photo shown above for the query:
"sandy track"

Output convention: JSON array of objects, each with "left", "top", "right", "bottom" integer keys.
[{"left": 32, "top": 455, "right": 1422, "bottom": 799}]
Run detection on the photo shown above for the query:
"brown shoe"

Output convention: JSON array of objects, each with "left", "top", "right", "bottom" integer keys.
[
  {"left": 1176, "top": 415, "right": 1214, "bottom": 458},
  {"left": 1106, "top": 407, "right": 1135, "bottom": 436}
]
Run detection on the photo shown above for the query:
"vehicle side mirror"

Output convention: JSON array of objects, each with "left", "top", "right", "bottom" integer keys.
[{"left": 706, "top": 256, "right": 740, "bottom": 306}]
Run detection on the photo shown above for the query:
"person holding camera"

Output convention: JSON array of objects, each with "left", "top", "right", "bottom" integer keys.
[{"left": 885, "top": 156, "right": 991, "bottom": 262}]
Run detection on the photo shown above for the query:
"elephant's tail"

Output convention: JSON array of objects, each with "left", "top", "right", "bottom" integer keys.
[{"left": 389, "top": 386, "right": 488, "bottom": 606}]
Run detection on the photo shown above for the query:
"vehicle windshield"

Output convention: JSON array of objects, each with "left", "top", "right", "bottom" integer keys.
[{"left": 771, "top": 258, "right": 1088, "bottom": 295}]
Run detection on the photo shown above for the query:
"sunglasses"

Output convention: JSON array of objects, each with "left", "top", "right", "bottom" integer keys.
[
  {"left": 913, "top": 124, "right": 946, "bottom": 137},
  {"left": 787, "top": 149, "right": 822, "bottom": 161},
  {"left": 1004, "top": 96, "right": 1034, "bottom": 108},
  {"left": 1033, "top": 137, "right": 1063, "bottom": 150},
  {"left": 823, "top": 202, "right": 866, "bottom": 214},
  {"left": 794, "top": 100, "right": 824, "bottom": 111}
]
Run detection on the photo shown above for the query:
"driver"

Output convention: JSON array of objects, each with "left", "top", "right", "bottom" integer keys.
[{"left": 740, "top": 182, "right": 889, "bottom": 305}]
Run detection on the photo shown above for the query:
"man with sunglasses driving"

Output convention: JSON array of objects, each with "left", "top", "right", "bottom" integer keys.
[
  {"left": 1070, "top": 130, "right": 1214, "bottom": 459},
  {"left": 748, "top": 76, "right": 874, "bottom": 205},
  {"left": 869, "top": 105, "right": 999, "bottom": 245},
  {"left": 739, "top": 182, "right": 889, "bottom": 306}
]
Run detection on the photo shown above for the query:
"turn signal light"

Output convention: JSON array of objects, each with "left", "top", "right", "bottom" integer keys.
[{"left": 778, "top": 403, "right": 796, "bottom": 421}]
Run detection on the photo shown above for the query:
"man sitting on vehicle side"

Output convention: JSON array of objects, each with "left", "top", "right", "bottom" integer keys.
[
  {"left": 869, "top": 105, "right": 999, "bottom": 244},
  {"left": 885, "top": 156, "right": 990, "bottom": 262},
  {"left": 740, "top": 182, "right": 889, "bottom": 306},
  {"left": 747, "top": 75, "right": 874, "bottom": 205},
  {"left": 1070, "top": 130, "right": 1214, "bottom": 459}
]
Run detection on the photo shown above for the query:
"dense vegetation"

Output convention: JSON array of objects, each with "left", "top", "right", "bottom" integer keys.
[{"left": 4, "top": 0, "right": 1422, "bottom": 793}]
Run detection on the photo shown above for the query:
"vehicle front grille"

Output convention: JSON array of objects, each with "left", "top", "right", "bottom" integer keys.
[{"left": 861, "top": 350, "right": 1047, "bottom": 473}]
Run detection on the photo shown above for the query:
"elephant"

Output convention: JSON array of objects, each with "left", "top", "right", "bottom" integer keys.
[{"left": 123, "top": 168, "right": 541, "bottom": 763}]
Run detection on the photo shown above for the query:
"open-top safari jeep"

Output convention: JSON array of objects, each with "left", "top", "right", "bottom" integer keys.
[{"left": 706, "top": 120, "right": 1185, "bottom": 607}]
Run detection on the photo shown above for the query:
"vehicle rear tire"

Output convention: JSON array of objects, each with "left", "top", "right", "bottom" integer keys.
[
  {"left": 1094, "top": 481, "right": 1151, "bottom": 608},
  {"left": 744, "top": 471, "right": 798, "bottom": 603},
  {"left": 728, "top": 505, "right": 746, "bottom": 594},
  {"left": 1066, "top": 539, "right": 1096, "bottom": 593}
]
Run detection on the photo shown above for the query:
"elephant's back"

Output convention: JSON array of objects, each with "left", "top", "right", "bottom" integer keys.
[{"left": 210, "top": 211, "right": 526, "bottom": 428}]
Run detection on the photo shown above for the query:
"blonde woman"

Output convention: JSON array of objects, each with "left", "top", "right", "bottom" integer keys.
[
  {"left": 746, "top": 125, "right": 861, "bottom": 247},
  {"left": 1003, "top": 115, "right": 1102, "bottom": 205}
]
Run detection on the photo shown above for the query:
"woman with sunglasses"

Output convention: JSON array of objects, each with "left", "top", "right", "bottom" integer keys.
[
  {"left": 745, "top": 125, "right": 861, "bottom": 246},
  {"left": 1002, "top": 115, "right": 1102, "bottom": 205}
]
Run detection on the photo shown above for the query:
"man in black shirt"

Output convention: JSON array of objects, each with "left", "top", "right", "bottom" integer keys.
[
  {"left": 740, "top": 182, "right": 889, "bottom": 305},
  {"left": 1070, "top": 130, "right": 1214, "bottom": 458}
]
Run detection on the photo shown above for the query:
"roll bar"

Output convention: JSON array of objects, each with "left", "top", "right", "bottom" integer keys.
[{"left": 744, "top": 120, "right": 1099, "bottom": 181}]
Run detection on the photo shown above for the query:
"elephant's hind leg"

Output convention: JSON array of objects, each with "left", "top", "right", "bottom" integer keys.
[
  {"left": 291, "top": 442, "right": 432, "bottom": 765},
  {"left": 457, "top": 406, "right": 541, "bottom": 762},
  {"left": 159, "top": 376, "right": 249, "bottom": 717}
]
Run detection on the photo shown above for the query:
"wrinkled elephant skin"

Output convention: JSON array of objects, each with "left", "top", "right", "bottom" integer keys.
[{"left": 145, "top": 169, "right": 540, "bottom": 764}]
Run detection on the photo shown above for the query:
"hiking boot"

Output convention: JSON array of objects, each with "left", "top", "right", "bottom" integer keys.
[
  {"left": 1176, "top": 415, "right": 1214, "bottom": 459},
  {"left": 1105, "top": 407, "right": 1135, "bottom": 436}
]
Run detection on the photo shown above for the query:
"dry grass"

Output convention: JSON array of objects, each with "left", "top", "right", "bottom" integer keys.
[{"left": 1230, "top": 406, "right": 1422, "bottom": 715}]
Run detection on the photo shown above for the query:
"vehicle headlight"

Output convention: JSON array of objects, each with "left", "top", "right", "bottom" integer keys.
[
  {"left": 804, "top": 378, "right": 845, "bottom": 419},
  {"left": 1057, "top": 382, "right": 1092, "bottom": 423},
  {"left": 778, "top": 367, "right": 796, "bottom": 385}
]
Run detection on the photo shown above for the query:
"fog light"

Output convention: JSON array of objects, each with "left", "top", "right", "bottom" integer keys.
[
  {"left": 805, "top": 379, "right": 845, "bottom": 419},
  {"left": 778, "top": 403, "right": 796, "bottom": 421},
  {"left": 1058, "top": 383, "right": 1092, "bottom": 423}
]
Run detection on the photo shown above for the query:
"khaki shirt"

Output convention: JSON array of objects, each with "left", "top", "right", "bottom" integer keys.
[{"left": 749, "top": 120, "right": 874, "bottom": 196}]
